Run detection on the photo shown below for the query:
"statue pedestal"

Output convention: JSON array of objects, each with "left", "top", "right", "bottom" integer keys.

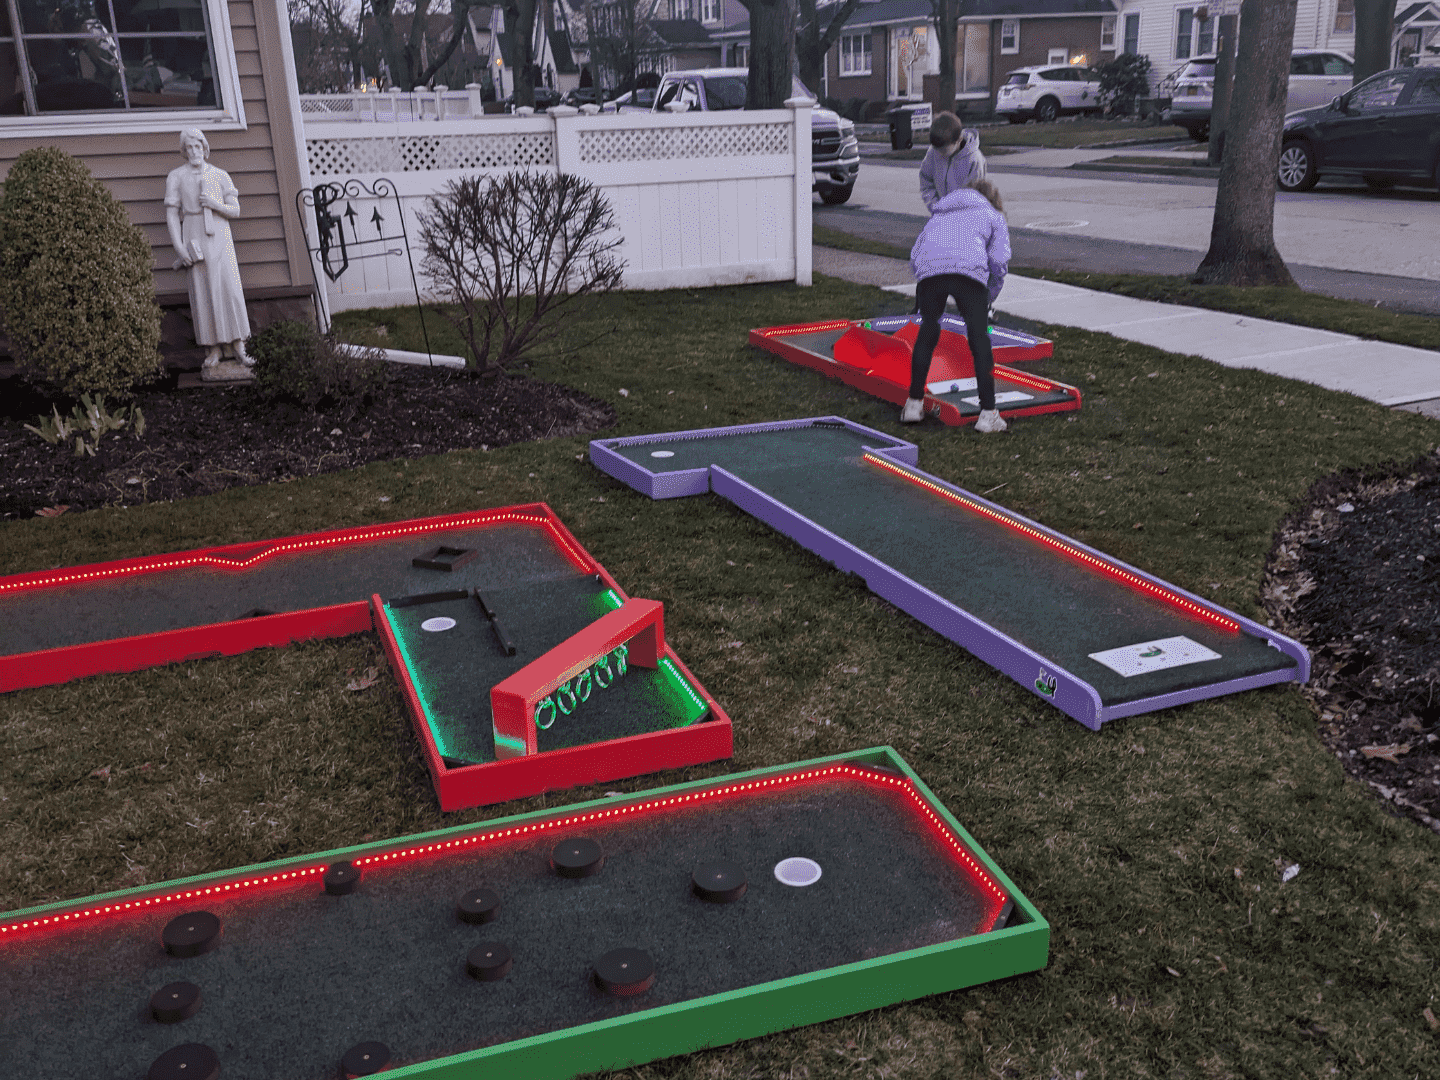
[{"left": 200, "top": 360, "right": 255, "bottom": 384}]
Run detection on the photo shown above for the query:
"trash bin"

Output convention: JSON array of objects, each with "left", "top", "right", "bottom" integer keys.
[{"left": 886, "top": 106, "right": 912, "bottom": 151}]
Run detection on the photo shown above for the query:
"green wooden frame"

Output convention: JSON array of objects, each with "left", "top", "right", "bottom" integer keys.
[{"left": 0, "top": 747, "right": 1048, "bottom": 1078}]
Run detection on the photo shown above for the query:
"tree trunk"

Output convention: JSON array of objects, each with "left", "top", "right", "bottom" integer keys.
[
  {"left": 511, "top": 0, "right": 539, "bottom": 107},
  {"left": 739, "top": 0, "right": 797, "bottom": 109},
  {"left": 1207, "top": 13, "right": 1237, "bottom": 166},
  {"left": 1192, "top": 0, "right": 1298, "bottom": 287},
  {"left": 796, "top": 0, "right": 862, "bottom": 98},
  {"left": 929, "top": 0, "right": 960, "bottom": 112},
  {"left": 403, "top": 0, "right": 434, "bottom": 89},
  {"left": 1352, "top": 0, "right": 1396, "bottom": 84}
]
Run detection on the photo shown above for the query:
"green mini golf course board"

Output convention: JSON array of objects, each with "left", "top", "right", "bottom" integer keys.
[{"left": 0, "top": 748, "right": 1047, "bottom": 1079}]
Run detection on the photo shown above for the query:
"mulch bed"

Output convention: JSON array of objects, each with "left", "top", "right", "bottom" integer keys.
[
  {"left": 1265, "top": 452, "right": 1440, "bottom": 834},
  {"left": 0, "top": 363, "right": 615, "bottom": 522}
]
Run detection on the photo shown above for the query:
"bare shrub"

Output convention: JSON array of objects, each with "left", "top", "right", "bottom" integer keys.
[{"left": 418, "top": 171, "right": 625, "bottom": 375}]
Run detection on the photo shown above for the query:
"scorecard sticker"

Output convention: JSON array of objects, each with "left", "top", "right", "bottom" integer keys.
[
  {"left": 962, "top": 390, "right": 1034, "bottom": 406},
  {"left": 1088, "top": 636, "right": 1222, "bottom": 678},
  {"left": 927, "top": 377, "right": 979, "bottom": 395}
]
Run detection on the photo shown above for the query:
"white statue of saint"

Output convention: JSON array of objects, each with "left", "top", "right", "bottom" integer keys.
[{"left": 166, "top": 128, "right": 252, "bottom": 368}]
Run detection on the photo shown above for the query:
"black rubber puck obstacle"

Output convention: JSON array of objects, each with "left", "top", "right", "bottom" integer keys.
[
  {"left": 150, "top": 981, "right": 203, "bottom": 1023},
  {"left": 324, "top": 861, "right": 361, "bottom": 896},
  {"left": 551, "top": 837, "right": 604, "bottom": 878},
  {"left": 456, "top": 887, "right": 500, "bottom": 924},
  {"left": 466, "top": 941, "right": 514, "bottom": 981},
  {"left": 147, "top": 1043, "right": 220, "bottom": 1080},
  {"left": 691, "top": 861, "right": 747, "bottom": 903},
  {"left": 594, "top": 947, "right": 655, "bottom": 996},
  {"left": 340, "top": 1040, "right": 391, "bottom": 1077},
  {"left": 161, "top": 911, "right": 221, "bottom": 958}
]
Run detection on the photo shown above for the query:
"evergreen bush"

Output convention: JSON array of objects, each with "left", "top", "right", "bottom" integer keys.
[
  {"left": 1096, "top": 54, "right": 1153, "bottom": 116},
  {"left": 248, "top": 319, "right": 388, "bottom": 415},
  {"left": 0, "top": 146, "right": 161, "bottom": 399}
]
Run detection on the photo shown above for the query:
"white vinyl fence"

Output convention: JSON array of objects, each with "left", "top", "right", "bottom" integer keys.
[{"left": 301, "top": 100, "right": 814, "bottom": 314}]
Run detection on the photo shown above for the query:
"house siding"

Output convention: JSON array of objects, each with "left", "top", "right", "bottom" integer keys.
[{"left": 0, "top": 0, "right": 310, "bottom": 304}]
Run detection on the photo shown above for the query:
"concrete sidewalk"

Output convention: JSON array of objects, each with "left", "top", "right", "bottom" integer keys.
[{"left": 812, "top": 245, "right": 1440, "bottom": 419}]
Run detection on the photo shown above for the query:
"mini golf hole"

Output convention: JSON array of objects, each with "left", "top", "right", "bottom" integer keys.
[
  {"left": 421, "top": 616, "right": 457, "bottom": 632},
  {"left": 774, "top": 857, "right": 822, "bottom": 887},
  {"left": 649, "top": 450, "right": 675, "bottom": 458}
]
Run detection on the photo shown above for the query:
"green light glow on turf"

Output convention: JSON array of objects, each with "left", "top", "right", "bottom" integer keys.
[
  {"left": 660, "top": 656, "right": 708, "bottom": 725},
  {"left": 386, "top": 605, "right": 457, "bottom": 762}
]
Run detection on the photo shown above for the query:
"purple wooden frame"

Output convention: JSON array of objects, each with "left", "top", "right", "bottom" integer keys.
[{"left": 590, "top": 418, "right": 1310, "bottom": 730}]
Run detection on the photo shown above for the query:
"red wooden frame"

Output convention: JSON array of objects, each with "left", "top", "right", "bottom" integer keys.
[
  {"left": 749, "top": 319, "right": 1080, "bottom": 427},
  {"left": 372, "top": 593, "right": 732, "bottom": 812}
]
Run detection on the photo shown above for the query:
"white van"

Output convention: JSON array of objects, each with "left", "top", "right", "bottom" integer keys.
[{"left": 1167, "top": 48, "right": 1354, "bottom": 140}]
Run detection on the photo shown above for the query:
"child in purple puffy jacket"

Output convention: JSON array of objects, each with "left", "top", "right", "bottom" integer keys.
[{"left": 902, "top": 177, "right": 1010, "bottom": 432}]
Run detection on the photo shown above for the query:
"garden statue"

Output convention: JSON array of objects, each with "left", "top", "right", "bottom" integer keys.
[{"left": 166, "top": 128, "right": 252, "bottom": 378}]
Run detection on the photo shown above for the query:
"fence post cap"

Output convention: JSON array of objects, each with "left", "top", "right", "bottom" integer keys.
[
  {"left": 549, "top": 104, "right": 580, "bottom": 116},
  {"left": 785, "top": 96, "right": 817, "bottom": 109}
]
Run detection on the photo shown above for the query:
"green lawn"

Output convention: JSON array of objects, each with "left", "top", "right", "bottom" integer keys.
[
  {"left": 981, "top": 119, "right": 1192, "bottom": 150},
  {"left": 3, "top": 277, "right": 1438, "bottom": 1079}
]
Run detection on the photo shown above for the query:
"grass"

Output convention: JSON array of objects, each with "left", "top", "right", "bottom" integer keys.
[
  {"left": 3, "top": 276, "right": 1440, "bottom": 1078},
  {"left": 812, "top": 225, "right": 1440, "bottom": 352},
  {"left": 979, "top": 118, "right": 1192, "bottom": 150}
]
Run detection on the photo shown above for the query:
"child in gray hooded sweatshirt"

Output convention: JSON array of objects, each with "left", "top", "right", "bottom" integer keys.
[
  {"left": 919, "top": 111, "right": 986, "bottom": 212},
  {"left": 903, "top": 173, "right": 1011, "bottom": 432}
]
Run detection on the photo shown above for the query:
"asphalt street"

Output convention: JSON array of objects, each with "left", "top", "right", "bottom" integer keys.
[{"left": 817, "top": 155, "right": 1440, "bottom": 316}]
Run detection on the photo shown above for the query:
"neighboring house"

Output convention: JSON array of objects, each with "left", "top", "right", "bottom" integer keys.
[
  {"left": 0, "top": 0, "right": 316, "bottom": 341},
  {"left": 1111, "top": 0, "right": 1439, "bottom": 90},
  {"left": 716, "top": 0, "right": 1116, "bottom": 119}
]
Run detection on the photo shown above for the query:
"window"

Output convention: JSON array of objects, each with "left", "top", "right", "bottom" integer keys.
[
  {"left": 1000, "top": 19, "right": 1018, "bottom": 54},
  {"left": 1101, "top": 15, "right": 1116, "bottom": 50},
  {"left": 0, "top": 0, "right": 244, "bottom": 132},
  {"left": 729, "top": 43, "right": 747, "bottom": 68},
  {"left": 961, "top": 23, "right": 989, "bottom": 93},
  {"left": 1411, "top": 70, "right": 1440, "bottom": 105},
  {"left": 1175, "top": 7, "right": 1215, "bottom": 60},
  {"left": 1290, "top": 54, "right": 1324, "bottom": 76},
  {"left": 1047, "top": 48, "right": 1069, "bottom": 65},
  {"left": 1348, "top": 70, "right": 1408, "bottom": 110},
  {"left": 700, "top": 0, "right": 720, "bottom": 23},
  {"left": 1320, "top": 53, "right": 1352, "bottom": 76},
  {"left": 840, "top": 32, "right": 871, "bottom": 76},
  {"left": 1123, "top": 13, "right": 1140, "bottom": 55},
  {"left": 1333, "top": 0, "right": 1354, "bottom": 34},
  {"left": 667, "top": 0, "right": 694, "bottom": 20}
]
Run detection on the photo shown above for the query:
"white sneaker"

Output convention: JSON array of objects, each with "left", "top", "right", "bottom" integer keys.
[
  {"left": 974, "top": 409, "right": 1007, "bottom": 433},
  {"left": 900, "top": 398, "right": 924, "bottom": 423}
]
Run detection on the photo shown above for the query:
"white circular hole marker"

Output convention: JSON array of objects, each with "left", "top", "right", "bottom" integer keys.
[
  {"left": 650, "top": 450, "right": 675, "bottom": 459},
  {"left": 421, "top": 616, "right": 457, "bottom": 632},
  {"left": 773, "top": 857, "right": 822, "bottom": 887}
]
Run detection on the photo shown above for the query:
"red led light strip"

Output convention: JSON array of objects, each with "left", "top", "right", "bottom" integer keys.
[
  {"left": 349, "top": 764, "right": 1009, "bottom": 925},
  {"left": 991, "top": 367, "right": 1058, "bottom": 393},
  {"left": 863, "top": 453, "right": 1240, "bottom": 633},
  {"left": 0, "top": 867, "right": 327, "bottom": 938},
  {"left": 756, "top": 320, "right": 856, "bottom": 338},
  {"left": 0, "top": 767, "right": 1007, "bottom": 940},
  {"left": 0, "top": 509, "right": 589, "bottom": 595}
]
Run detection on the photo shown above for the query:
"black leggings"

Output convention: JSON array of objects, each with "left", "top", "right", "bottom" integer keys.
[{"left": 909, "top": 273, "right": 995, "bottom": 409}]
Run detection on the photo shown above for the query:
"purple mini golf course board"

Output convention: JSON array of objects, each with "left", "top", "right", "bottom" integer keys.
[{"left": 590, "top": 418, "right": 1309, "bottom": 730}]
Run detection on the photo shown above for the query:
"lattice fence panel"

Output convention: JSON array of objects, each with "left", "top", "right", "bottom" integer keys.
[
  {"left": 577, "top": 123, "right": 791, "bottom": 164},
  {"left": 308, "top": 134, "right": 556, "bottom": 177}
]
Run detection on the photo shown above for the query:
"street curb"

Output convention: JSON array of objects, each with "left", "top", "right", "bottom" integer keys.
[{"left": 1070, "top": 161, "right": 1221, "bottom": 178}]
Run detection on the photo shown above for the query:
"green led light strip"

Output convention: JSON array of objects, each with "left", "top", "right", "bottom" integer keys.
[
  {"left": 387, "top": 606, "right": 457, "bottom": 760},
  {"left": 660, "top": 656, "right": 708, "bottom": 724}
]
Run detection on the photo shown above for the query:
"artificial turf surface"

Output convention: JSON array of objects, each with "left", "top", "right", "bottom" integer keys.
[{"left": 2, "top": 274, "right": 1438, "bottom": 1079}]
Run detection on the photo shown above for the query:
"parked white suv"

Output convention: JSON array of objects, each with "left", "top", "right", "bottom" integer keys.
[
  {"left": 650, "top": 68, "right": 861, "bottom": 205},
  {"left": 1167, "top": 48, "right": 1354, "bottom": 140},
  {"left": 995, "top": 64, "right": 1102, "bottom": 123}
]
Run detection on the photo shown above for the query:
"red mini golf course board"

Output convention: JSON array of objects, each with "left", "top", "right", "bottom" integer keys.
[
  {"left": 751, "top": 315, "right": 1078, "bottom": 426},
  {"left": 591, "top": 418, "right": 1310, "bottom": 729},
  {"left": 0, "top": 748, "right": 1047, "bottom": 1080},
  {"left": 0, "top": 506, "right": 731, "bottom": 810}
]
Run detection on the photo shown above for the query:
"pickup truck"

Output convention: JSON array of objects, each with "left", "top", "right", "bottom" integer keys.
[{"left": 651, "top": 68, "right": 861, "bottom": 205}]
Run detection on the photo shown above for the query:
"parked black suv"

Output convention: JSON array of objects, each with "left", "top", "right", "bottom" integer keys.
[{"left": 651, "top": 68, "right": 861, "bottom": 205}]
